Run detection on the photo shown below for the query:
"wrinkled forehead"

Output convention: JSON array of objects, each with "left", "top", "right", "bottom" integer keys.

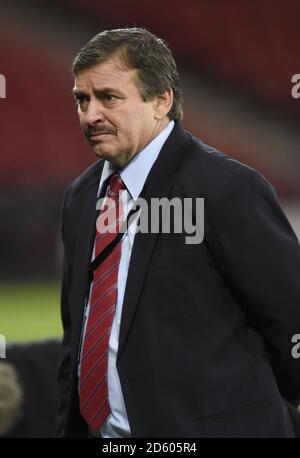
[{"left": 73, "top": 56, "right": 142, "bottom": 95}]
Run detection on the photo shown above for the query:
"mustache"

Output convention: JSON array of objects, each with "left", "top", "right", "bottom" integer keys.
[{"left": 85, "top": 125, "right": 116, "bottom": 138}]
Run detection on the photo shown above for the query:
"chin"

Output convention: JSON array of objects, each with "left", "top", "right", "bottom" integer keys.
[{"left": 93, "top": 146, "right": 118, "bottom": 160}]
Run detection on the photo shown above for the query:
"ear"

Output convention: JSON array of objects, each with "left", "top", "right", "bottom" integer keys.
[{"left": 153, "top": 88, "right": 173, "bottom": 119}]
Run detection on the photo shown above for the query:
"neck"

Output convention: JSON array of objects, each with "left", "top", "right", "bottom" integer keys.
[{"left": 111, "top": 117, "right": 171, "bottom": 169}]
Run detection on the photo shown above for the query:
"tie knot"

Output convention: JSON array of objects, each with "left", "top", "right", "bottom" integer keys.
[{"left": 107, "top": 172, "right": 125, "bottom": 198}]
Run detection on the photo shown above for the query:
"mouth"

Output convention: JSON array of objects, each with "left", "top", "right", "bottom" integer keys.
[{"left": 88, "top": 132, "right": 114, "bottom": 141}]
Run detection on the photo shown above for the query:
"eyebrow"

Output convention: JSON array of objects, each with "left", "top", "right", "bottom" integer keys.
[
  {"left": 72, "top": 88, "right": 84, "bottom": 97},
  {"left": 72, "top": 87, "right": 122, "bottom": 97}
]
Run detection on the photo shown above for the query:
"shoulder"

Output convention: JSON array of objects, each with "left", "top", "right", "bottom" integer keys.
[
  {"left": 66, "top": 160, "right": 103, "bottom": 198},
  {"left": 59, "top": 160, "right": 103, "bottom": 237},
  {"left": 62, "top": 160, "right": 103, "bottom": 209},
  {"left": 178, "top": 128, "right": 274, "bottom": 205}
]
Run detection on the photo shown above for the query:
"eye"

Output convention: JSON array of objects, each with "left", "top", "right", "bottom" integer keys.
[
  {"left": 102, "top": 93, "right": 118, "bottom": 104},
  {"left": 75, "top": 96, "right": 88, "bottom": 110}
]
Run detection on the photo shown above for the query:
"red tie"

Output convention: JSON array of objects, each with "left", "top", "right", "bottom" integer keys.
[{"left": 79, "top": 172, "right": 125, "bottom": 432}]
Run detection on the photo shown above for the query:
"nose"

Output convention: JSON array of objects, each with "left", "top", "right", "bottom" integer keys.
[{"left": 84, "top": 99, "right": 106, "bottom": 125}]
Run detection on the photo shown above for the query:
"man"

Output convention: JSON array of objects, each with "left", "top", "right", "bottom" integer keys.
[
  {"left": 57, "top": 27, "right": 300, "bottom": 438},
  {"left": 0, "top": 362, "right": 22, "bottom": 436}
]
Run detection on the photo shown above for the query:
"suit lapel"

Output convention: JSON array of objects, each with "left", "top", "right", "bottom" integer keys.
[
  {"left": 117, "top": 122, "right": 190, "bottom": 358},
  {"left": 70, "top": 160, "right": 104, "bottom": 367}
]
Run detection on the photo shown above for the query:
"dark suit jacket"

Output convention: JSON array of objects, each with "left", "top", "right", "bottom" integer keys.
[{"left": 57, "top": 121, "right": 300, "bottom": 437}]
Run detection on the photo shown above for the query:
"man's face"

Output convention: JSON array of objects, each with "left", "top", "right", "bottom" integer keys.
[{"left": 73, "top": 56, "right": 169, "bottom": 168}]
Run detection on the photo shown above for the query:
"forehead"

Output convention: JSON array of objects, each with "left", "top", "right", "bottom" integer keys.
[{"left": 74, "top": 56, "right": 139, "bottom": 93}]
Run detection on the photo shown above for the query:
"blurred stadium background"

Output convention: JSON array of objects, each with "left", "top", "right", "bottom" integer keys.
[{"left": 0, "top": 0, "right": 299, "bottom": 436}]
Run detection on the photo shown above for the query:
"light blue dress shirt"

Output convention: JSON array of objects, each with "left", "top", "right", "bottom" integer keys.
[{"left": 79, "top": 120, "right": 174, "bottom": 438}]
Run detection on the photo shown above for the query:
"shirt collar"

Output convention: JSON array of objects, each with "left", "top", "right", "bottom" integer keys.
[{"left": 98, "top": 120, "right": 174, "bottom": 200}]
